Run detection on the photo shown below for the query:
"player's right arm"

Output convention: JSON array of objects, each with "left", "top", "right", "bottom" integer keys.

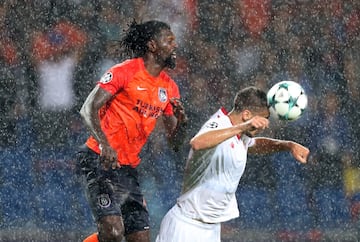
[
  {"left": 190, "top": 116, "right": 268, "bottom": 151},
  {"left": 80, "top": 85, "right": 118, "bottom": 170}
]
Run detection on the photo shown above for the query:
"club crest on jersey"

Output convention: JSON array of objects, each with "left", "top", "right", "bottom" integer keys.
[
  {"left": 98, "top": 194, "right": 111, "bottom": 208},
  {"left": 206, "top": 121, "right": 218, "bottom": 129},
  {"left": 158, "top": 88, "right": 167, "bottom": 103},
  {"left": 100, "top": 72, "right": 113, "bottom": 84}
]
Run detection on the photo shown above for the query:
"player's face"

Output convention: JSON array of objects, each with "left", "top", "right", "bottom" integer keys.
[{"left": 154, "top": 28, "right": 177, "bottom": 69}]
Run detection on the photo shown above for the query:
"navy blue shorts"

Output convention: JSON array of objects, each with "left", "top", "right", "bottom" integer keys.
[{"left": 76, "top": 145, "right": 150, "bottom": 235}]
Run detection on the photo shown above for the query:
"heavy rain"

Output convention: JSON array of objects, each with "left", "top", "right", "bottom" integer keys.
[{"left": 0, "top": 0, "right": 359, "bottom": 241}]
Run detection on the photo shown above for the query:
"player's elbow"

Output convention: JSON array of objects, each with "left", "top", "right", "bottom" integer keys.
[
  {"left": 79, "top": 100, "right": 97, "bottom": 126},
  {"left": 79, "top": 102, "right": 89, "bottom": 120},
  {"left": 190, "top": 137, "right": 203, "bottom": 151}
]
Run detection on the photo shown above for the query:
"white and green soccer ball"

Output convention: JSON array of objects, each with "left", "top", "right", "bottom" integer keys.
[{"left": 267, "top": 80, "right": 308, "bottom": 121}]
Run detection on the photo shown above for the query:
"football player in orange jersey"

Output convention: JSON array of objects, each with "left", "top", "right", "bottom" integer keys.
[{"left": 78, "top": 20, "right": 187, "bottom": 242}]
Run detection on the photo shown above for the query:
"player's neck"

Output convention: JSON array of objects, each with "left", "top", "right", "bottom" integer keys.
[
  {"left": 142, "top": 56, "right": 164, "bottom": 77},
  {"left": 228, "top": 110, "right": 243, "bottom": 125}
]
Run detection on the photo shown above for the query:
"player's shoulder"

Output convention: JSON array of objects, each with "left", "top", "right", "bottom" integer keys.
[
  {"left": 111, "top": 58, "right": 141, "bottom": 74},
  {"left": 202, "top": 108, "right": 229, "bottom": 129},
  {"left": 211, "top": 108, "right": 228, "bottom": 121},
  {"left": 159, "top": 70, "right": 176, "bottom": 84},
  {"left": 98, "top": 59, "right": 141, "bottom": 86},
  {"left": 159, "top": 72, "right": 179, "bottom": 95}
]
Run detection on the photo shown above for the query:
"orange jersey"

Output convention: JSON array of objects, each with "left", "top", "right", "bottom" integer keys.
[{"left": 86, "top": 58, "right": 180, "bottom": 167}]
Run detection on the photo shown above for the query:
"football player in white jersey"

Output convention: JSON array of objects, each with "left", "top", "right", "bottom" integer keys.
[{"left": 156, "top": 86, "right": 309, "bottom": 242}]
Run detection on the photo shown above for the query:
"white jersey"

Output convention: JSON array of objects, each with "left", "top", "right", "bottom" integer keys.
[{"left": 177, "top": 108, "right": 254, "bottom": 224}]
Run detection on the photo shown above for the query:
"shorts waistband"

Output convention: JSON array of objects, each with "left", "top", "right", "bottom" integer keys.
[{"left": 78, "top": 144, "right": 135, "bottom": 170}]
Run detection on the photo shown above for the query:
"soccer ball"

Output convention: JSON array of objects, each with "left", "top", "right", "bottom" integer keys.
[{"left": 267, "top": 80, "right": 308, "bottom": 121}]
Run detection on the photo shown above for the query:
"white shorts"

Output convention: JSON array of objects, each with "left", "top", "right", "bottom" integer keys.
[{"left": 156, "top": 204, "right": 221, "bottom": 242}]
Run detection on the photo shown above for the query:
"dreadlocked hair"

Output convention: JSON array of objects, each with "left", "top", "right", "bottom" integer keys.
[{"left": 121, "top": 20, "right": 171, "bottom": 58}]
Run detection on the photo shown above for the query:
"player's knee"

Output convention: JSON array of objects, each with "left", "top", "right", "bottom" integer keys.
[{"left": 98, "top": 215, "right": 124, "bottom": 242}]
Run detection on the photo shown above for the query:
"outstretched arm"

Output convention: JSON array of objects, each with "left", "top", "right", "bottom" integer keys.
[{"left": 249, "top": 137, "right": 309, "bottom": 164}]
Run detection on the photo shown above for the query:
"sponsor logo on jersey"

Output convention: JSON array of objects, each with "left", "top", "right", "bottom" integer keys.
[
  {"left": 100, "top": 72, "right": 113, "bottom": 84},
  {"left": 133, "top": 99, "right": 162, "bottom": 118},
  {"left": 158, "top": 88, "right": 167, "bottom": 102},
  {"left": 98, "top": 194, "right": 111, "bottom": 208},
  {"left": 206, "top": 121, "right": 218, "bottom": 129}
]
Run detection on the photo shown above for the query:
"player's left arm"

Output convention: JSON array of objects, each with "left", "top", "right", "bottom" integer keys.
[
  {"left": 248, "top": 137, "right": 309, "bottom": 164},
  {"left": 162, "top": 98, "right": 188, "bottom": 152}
]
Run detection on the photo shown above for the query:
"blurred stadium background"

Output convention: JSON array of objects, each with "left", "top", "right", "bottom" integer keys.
[{"left": 0, "top": 0, "right": 359, "bottom": 241}]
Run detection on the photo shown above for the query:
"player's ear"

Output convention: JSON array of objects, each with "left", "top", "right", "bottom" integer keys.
[
  {"left": 147, "top": 40, "right": 157, "bottom": 53},
  {"left": 242, "top": 110, "right": 252, "bottom": 121}
]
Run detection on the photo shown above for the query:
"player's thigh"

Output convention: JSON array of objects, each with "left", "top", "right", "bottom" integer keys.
[
  {"left": 112, "top": 167, "right": 150, "bottom": 236},
  {"left": 78, "top": 149, "right": 150, "bottom": 234},
  {"left": 77, "top": 148, "right": 123, "bottom": 220}
]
